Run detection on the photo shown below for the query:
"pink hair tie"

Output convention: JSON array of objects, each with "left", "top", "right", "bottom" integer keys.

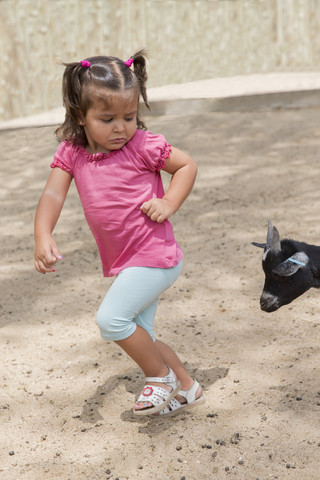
[
  {"left": 81, "top": 60, "right": 91, "bottom": 68},
  {"left": 124, "top": 57, "right": 134, "bottom": 68}
]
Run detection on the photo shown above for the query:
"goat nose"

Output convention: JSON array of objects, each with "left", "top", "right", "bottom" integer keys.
[
  {"left": 260, "top": 292, "right": 279, "bottom": 312},
  {"left": 260, "top": 299, "right": 273, "bottom": 313},
  {"left": 260, "top": 297, "right": 268, "bottom": 310},
  {"left": 260, "top": 290, "right": 269, "bottom": 309}
]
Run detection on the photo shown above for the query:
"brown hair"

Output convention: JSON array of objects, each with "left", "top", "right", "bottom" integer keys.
[{"left": 55, "top": 49, "right": 149, "bottom": 145}]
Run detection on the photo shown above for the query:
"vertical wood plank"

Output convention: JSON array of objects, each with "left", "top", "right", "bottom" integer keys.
[{"left": 1, "top": 0, "right": 320, "bottom": 121}]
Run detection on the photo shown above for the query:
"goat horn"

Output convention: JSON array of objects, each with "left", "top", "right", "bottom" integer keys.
[
  {"left": 266, "top": 221, "right": 281, "bottom": 252},
  {"left": 266, "top": 220, "right": 273, "bottom": 249},
  {"left": 271, "top": 226, "right": 281, "bottom": 251}
]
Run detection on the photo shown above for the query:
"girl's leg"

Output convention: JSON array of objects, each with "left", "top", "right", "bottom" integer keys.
[
  {"left": 96, "top": 262, "right": 182, "bottom": 343},
  {"left": 154, "top": 339, "right": 203, "bottom": 407},
  {"left": 96, "top": 263, "right": 183, "bottom": 411},
  {"left": 115, "top": 326, "right": 168, "bottom": 378},
  {"left": 155, "top": 339, "right": 194, "bottom": 390}
]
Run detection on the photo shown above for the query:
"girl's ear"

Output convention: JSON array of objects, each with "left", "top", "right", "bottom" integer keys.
[
  {"left": 78, "top": 116, "right": 85, "bottom": 126},
  {"left": 77, "top": 111, "right": 85, "bottom": 126}
]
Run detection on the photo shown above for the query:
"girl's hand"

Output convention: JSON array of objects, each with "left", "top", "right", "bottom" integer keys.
[
  {"left": 140, "top": 198, "right": 175, "bottom": 223},
  {"left": 34, "top": 234, "right": 62, "bottom": 274},
  {"left": 142, "top": 147, "right": 197, "bottom": 222},
  {"left": 34, "top": 167, "right": 72, "bottom": 274}
]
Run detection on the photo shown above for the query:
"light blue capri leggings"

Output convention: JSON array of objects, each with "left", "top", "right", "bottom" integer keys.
[{"left": 96, "top": 260, "right": 183, "bottom": 342}]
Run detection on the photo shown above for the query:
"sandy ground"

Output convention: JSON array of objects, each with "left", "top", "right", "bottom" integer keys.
[{"left": 1, "top": 106, "right": 320, "bottom": 480}]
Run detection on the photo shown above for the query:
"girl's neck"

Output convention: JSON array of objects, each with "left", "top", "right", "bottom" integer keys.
[{"left": 84, "top": 140, "right": 110, "bottom": 155}]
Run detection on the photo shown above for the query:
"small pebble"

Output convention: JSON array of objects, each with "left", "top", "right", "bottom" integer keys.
[
  {"left": 106, "top": 469, "right": 111, "bottom": 474},
  {"left": 225, "top": 466, "right": 229, "bottom": 471},
  {"left": 216, "top": 439, "right": 226, "bottom": 446},
  {"left": 296, "top": 397, "right": 302, "bottom": 401},
  {"left": 202, "top": 443, "right": 212, "bottom": 449},
  {"left": 176, "top": 445, "right": 182, "bottom": 451},
  {"left": 9, "top": 451, "right": 15, "bottom": 456},
  {"left": 286, "top": 464, "right": 291, "bottom": 469}
]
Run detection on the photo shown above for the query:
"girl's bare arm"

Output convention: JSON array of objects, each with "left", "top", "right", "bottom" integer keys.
[
  {"left": 140, "top": 147, "right": 197, "bottom": 223},
  {"left": 34, "top": 168, "right": 72, "bottom": 273}
]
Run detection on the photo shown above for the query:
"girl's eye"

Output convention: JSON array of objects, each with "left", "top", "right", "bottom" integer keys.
[
  {"left": 103, "top": 118, "right": 112, "bottom": 123},
  {"left": 125, "top": 117, "right": 135, "bottom": 122}
]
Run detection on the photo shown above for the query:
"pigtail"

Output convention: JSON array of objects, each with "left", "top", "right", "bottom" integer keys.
[
  {"left": 131, "top": 49, "right": 150, "bottom": 111},
  {"left": 55, "top": 61, "right": 89, "bottom": 144}
]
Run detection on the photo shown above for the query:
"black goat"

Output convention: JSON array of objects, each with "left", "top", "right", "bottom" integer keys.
[{"left": 253, "top": 221, "right": 320, "bottom": 312}]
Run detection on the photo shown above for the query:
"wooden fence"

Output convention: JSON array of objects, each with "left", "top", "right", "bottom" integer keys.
[{"left": 1, "top": 0, "right": 320, "bottom": 121}]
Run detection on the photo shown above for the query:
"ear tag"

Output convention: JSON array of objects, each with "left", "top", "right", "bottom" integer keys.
[{"left": 288, "top": 258, "right": 306, "bottom": 267}]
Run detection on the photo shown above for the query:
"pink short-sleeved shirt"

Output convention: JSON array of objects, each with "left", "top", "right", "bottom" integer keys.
[{"left": 50, "top": 129, "right": 183, "bottom": 277}]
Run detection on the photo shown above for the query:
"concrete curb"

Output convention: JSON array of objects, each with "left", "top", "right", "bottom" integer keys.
[
  {"left": 142, "top": 89, "right": 320, "bottom": 116},
  {"left": 1, "top": 72, "right": 320, "bottom": 130}
]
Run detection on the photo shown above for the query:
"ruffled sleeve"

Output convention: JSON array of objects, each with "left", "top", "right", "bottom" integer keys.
[
  {"left": 50, "top": 141, "right": 75, "bottom": 176},
  {"left": 133, "top": 130, "right": 172, "bottom": 171}
]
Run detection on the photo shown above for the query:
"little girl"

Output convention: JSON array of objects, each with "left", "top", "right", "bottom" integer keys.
[{"left": 34, "top": 50, "right": 204, "bottom": 416}]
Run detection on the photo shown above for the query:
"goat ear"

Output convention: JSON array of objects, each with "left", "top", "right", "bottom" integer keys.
[
  {"left": 252, "top": 242, "right": 265, "bottom": 249},
  {"left": 272, "top": 252, "right": 309, "bottom": 277}
]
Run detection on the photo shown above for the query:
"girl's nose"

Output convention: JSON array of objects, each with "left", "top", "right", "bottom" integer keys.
[{"left": 114, "top": 120, "right": 125, "bottom": 133}]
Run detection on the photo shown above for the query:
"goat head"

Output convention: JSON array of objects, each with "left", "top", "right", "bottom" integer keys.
[{"left": 253, "top": 221, "right": 318, "bottom": 312}]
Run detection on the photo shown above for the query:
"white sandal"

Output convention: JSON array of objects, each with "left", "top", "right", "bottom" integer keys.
[
  {"left": 154, "top": 379, "right": 205, "bottom": 416},
  {"left": 133, "top": 366, "right": 181, "bottom": 416}
]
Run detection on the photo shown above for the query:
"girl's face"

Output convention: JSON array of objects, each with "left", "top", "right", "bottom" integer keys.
[{"left": 81, "top": 90, "right": 138, "bottom": 154}]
